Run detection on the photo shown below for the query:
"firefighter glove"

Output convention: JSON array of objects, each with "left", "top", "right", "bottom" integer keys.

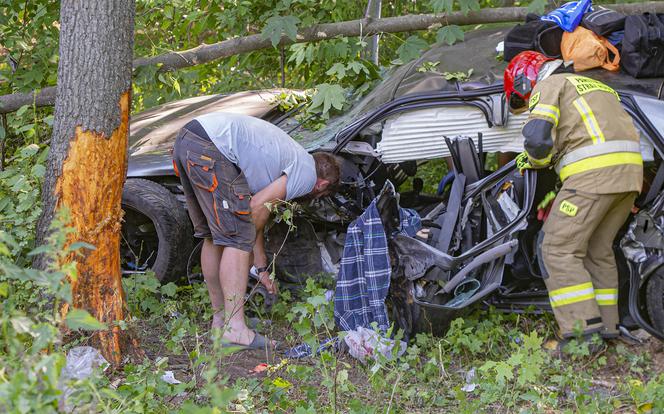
[{"left": 515, "top": 151, "right": 533, "bottom": 175}]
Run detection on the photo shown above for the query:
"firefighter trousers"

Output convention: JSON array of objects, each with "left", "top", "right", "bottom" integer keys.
[{"left": 541, "top": 185, "right": 637, "bottom": 337}]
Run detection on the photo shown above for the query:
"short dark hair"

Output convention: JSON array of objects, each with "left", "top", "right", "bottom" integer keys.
[{"left": 312, "top": 152, "right": 341, "bottom": 188}]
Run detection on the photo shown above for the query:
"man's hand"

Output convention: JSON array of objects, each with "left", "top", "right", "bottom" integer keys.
[
  {"left": 515, "top": 151, "right": 533, "bottom": 175},
  {"left": 258, "top": 270, "right": 278, "bottom": 295}
]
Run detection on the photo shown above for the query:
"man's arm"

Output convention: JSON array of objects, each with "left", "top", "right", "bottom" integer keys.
[
  {"left": 523, "top": 83, "right": 561, "bottom": 168},
  {"left": 250, "top": 175, "right": 287, "bottom": 293},
  {"left": 523, "top": 119, "right": 554, "bottom": 167},
  {"left": 250, "top": 174, "right": 287, "bottom": 231}
]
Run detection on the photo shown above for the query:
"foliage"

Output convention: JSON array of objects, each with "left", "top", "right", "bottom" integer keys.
[
  {"left": 0, "top": 142, "right": 47, "bottom": 262},
  {"left": 0, "top": 0, "right": 562, "bottom": 143},
  {"left": 0, "top": 210, "right": 110, "bottom": 413},
  {"left": 2, "top": 0, "right": 663, "bottom": 412}
]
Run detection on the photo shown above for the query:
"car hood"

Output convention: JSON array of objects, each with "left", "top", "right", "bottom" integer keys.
[{"left": 127, "top": 90, "right": 287, "bottom": 177}]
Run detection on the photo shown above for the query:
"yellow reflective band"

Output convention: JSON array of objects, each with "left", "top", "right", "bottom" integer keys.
[
  {"left": 566, "top": 76, "right": 620, "bottom": 100},
  {"left": 531, "top": 104, "right": 560, "bottom": 126},
  {"left": 559, "top": 200, "right": 578, "bottom": 216},
  {"left": 595, "top": 288, "right": 618, "bottom": 306},
  {"left": 529, "top": 92, "right": 541, "bottom": 110},
  {"left": 559, "top": 152, "right": 643, "bottom": 181},
  {"left": 549, "top": 282, "right": 596, "bottom": 308},
  {"left": 551, "top": 292, "right": 596, "bottom": 308},
  {"left": 572, "top": 97, "right": 605, "bottom": 144},
  {"left": 528, "top": 152, "right": 552, "bottom": 167}
]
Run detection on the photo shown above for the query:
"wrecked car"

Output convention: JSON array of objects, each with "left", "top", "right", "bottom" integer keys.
[{"left": 123, "top": 28, "right": 664, "bottom": 340}]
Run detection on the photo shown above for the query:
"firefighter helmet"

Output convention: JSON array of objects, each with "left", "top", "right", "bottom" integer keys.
[{"left": 504, "top": 51, "right": 554, "bottom": 112}]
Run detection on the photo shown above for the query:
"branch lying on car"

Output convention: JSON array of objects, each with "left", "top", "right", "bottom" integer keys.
[{"left": 2, "top": 2, "right": 663, "bottom": 114}]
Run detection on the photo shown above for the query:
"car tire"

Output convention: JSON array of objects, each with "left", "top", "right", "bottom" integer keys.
[
  {"left": 121, "top": 178, "right": 193, "bottom": 283},
  {"left": 646, "top": 268, "right": 664, "bottom": 333}
]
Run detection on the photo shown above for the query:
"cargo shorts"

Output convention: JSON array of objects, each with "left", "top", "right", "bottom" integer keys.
[{"left": 172, "top": 127, "right": 256, "bottom": 252}]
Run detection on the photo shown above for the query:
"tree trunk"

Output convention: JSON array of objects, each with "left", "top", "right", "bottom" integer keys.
[
  {"left": 36, "top": 0, "right": 139, "bottom": 365},
  {"left": 2, "top": 1, "right": 664, "bottom": 114},
  {"left": 362, "top": 0, "right": 382, "bottom": 65}
]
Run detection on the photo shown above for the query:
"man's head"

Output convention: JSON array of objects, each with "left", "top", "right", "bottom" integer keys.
[
  {"left": 310, "top": 152, "right": 341, "bottom": 198},
  {"left": 504, "top": 51, "right": 564, "bottom": 114}
]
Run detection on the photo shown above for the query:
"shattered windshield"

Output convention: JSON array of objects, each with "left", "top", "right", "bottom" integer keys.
[{"left": 290, "top": 28, "right": 511, "bottom": 150}]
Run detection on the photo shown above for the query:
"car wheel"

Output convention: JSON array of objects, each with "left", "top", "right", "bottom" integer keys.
[
  {"left": 121, "top": 178, "right": 193, "bottom": 283},
  {"left": 646, "top": 268, "right": 664, "bottom": 333}
]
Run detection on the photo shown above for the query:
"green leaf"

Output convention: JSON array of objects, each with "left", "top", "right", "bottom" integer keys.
[
  {"left": 30, "top": 163, "right": 45, "bottom": 178},
  {"left": 27, "top": 244, "right": 52, "bottom": 256},
  {"left": 325, "top": 62, "right": 346, "bottom": 79},
  {"left": 261, "top": 15, "right": 301, "bottom": 48},
  {"left": 66, "top": 309, "right": 108, "bottom": 331},
  {"left": 15, "top": 104, "right": 29, "bottom": 117},
  {"left": 430, "top": 0, "right": 454, "bottom": 13},
  {"left": 528, "top": 0, "right": 547, "bottom": 14},
  {"left": 309, "top": 83, "right": 346, "bottom": 115},
  {"left": 346, "top": 60, "right": 368, "bottom": 75},
  {"left": 397, "top": 36, "right": 429, "bottom": 63},
  {"left": 272, "top": 377, "right": 292, "bottom": 389},
  {"left": 306, "top": 294, "right": 328, "bottom": 307},
  {"left": 11, "top": 316, "right": 34, "bottom": 334},
  {"left": 69, "top": 241, "right": 97, "bottom": 252},
  {"left": 161, "top": 282, "right": 178, "bottom": 297},
  {"left": 458, "top": 0, "right": 480, "bottom": 15},
  {"left": 0, "top": 282, "right": 8, "bottom": 297},
  {"left": 494, "top": 361, "right": 514, "bottom": 383},
  {"left": 436, "top": 25, "right": 464, "bottom": 46}
]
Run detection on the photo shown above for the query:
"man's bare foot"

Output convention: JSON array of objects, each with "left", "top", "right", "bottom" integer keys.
[
  {"left": 211, "top": 313, "right": 225, "bottom": 330},
  {"left": 222, "top": 326, "right": 255, "bottom": 346}
]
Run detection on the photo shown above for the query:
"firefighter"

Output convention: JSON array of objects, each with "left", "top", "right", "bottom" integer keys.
[{"left": 504, "top": 51, "right": 643, "bottom": 345}]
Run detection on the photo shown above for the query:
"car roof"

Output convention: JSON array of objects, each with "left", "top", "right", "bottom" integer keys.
[{"left": 129, "top": 89, "right": 288, "bottom": 156}]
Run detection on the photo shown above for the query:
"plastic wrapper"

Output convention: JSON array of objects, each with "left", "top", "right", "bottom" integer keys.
[{"left": 343, "top": 326, "right": 406, "bottom": 363}]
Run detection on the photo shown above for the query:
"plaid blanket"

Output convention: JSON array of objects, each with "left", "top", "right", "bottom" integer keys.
[{"left": 334, "top": 200, "right": 421, "bottom": 332}]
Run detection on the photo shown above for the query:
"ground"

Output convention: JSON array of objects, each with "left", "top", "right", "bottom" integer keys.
[{"left": 117, "top": 273, "right": 664, "bottom": 413}]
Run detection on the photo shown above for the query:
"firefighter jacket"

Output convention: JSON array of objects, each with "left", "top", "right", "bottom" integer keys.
[{"left": 524, "top": 73, "right": 643, "bottom": 194}]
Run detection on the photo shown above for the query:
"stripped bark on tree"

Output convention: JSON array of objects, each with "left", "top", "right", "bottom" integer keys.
[{"left": 36, "top": 0, "right": 141, "bottom": 365}]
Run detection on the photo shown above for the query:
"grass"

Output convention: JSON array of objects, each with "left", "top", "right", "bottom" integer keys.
[{"left": 119, "top": 274, "right": 664, "bottom": 413}]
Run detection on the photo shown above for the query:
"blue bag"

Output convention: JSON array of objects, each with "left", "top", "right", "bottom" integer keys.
[{"left": 541, "top": 0, "right": 593, "bottom": 32}]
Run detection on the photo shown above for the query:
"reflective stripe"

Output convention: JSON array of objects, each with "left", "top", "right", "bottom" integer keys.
[
  {"left": 531, "top": 104, "right": 560, "bottom": 126},
  {"left": 549, "top": 282, "right": 595, "bottom": 308},
  {"left": 528, "top": 152, "right": 552, "bottom": 167},
  {"left": 559, "top": 152, "right": 643, "bottom": 181},
  {"left": 556, "top": 140, "right": 641, "bottom": 172},
  {"left": 572, "top": 97, "right": 605, "bottom": 144},
  {"left": 566, "top": 76, "right": 620, "bottom": 100},
  {"left": 595, "top": 288, "right": 618, "bottom": 306}
]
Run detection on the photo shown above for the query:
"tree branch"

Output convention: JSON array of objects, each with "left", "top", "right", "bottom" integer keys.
[{"left": 3, "top": 2, "right": 664, "bottom": 114}]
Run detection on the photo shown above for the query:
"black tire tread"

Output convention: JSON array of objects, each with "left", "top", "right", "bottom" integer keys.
[
  {"left": 646, "top": 269, "right": 664, "bottom": 333},
  {"left": 122, "top": 178, "right": 193, "bottom": 282}
]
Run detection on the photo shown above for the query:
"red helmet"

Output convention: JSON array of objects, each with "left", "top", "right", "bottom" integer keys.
[{"left": 504, "top": 51, "right": 554, "bottom": 111}]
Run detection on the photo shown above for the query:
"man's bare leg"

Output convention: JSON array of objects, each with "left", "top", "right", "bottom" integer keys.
[
  {"left": 219, "top": 246, "right": 254, "bottom": 345},
  {"left": 201, "top": 238, "right": 224, "bottom": 329}
]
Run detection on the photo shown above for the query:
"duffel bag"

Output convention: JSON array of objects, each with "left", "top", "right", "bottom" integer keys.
[
  {"left": 581, "top": 7, "right": 626, "bottom": 37},
  {"left": 504, "top": 16, "right": 563, "bottom": 61},
  {"left": 621, "top": 13, "right": 664, "bottom": 78},
  {"left": 561, "top": 26, "right": 620, "bottom": 72}
]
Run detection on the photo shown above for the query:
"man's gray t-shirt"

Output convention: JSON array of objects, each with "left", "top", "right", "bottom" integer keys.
[{"left": 195, "top": 112, "right": 316, "bottom": 200}]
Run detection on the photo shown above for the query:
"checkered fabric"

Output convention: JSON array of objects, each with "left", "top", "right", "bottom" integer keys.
[{"left": 334, "top": 200, "right": 421, "bottom": 332}]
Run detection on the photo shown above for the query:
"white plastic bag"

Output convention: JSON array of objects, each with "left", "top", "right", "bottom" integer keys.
[
  {"left": 343, "top": 326, "right": 406, "bottom": 363},
  {"left": 58, "top": 346, "right": 109, "bottom": 411}
]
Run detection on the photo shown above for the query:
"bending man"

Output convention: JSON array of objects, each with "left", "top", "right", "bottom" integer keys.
[{"left": 173, "top": 112, "right": 340, "bottom": 348}]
